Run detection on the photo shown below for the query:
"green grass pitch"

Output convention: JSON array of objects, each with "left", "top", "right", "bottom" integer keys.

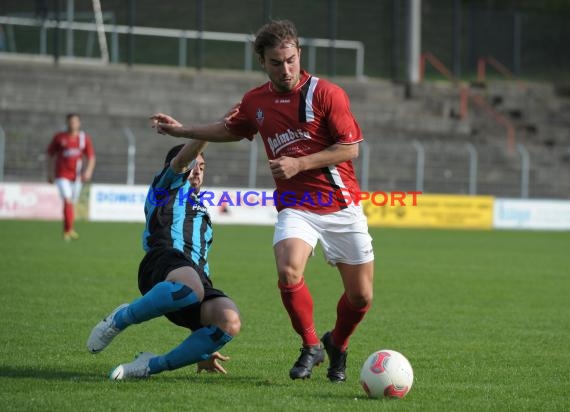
[{"left": 0, "top": 220, "right": 568, "bottom": 411}]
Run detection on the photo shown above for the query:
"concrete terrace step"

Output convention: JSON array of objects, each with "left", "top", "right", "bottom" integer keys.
[{"left": 1, "top": 56, "right": 569, "bottom": 198}]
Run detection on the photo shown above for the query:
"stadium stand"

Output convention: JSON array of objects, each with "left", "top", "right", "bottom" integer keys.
[{"left": 0, "top": 57, "right": 568, "bottom": 198}]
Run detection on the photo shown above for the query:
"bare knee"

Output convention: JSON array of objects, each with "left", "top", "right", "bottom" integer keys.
[
  {"left": 274, "top": 239, "right": 311, "bottom": 286},
  {"left": 216, "top": 310, "right": 241, "bottom": 337},
  {"left": 346, "top": 292, "right": 373, "bottom": 309},
  {"left": 338, "top": 261, "right": 374, "bottom": 309},
  {"left": 277, "top": 264, "right": 303, "bottom": 285},
  {"left": 201, "top": 298, "right": 241, "bottom": 336}
]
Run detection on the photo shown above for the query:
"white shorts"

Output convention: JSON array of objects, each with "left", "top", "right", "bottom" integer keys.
[
  {"left": 55, "top": 178, "right": 82, "bottom": 203},
  {"left": 273, "top": 205, "right": 374, "bottom": 266}
]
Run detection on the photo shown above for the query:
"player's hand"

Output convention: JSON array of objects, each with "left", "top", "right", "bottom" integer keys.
[
  {"left": 197, "top": 352, "right": 229, "bottom": 374},
  {"left": 47, "top": 175, "right": 54, "bottom": 184},
  {"left": 269, "top": 156, "right": 302, "bottom": 179},
  {"left": 81, "top": 172, "right": 92, "bottom": 183},
  {"left": 150, "top": 113, "right": 182, "bottom": 128},
  {"left": 150, "top": 113, "right": 185, "bottom": 137}
]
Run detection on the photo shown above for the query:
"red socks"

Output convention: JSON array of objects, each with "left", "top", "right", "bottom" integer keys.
[
  {"left": 279, "top": 281, "right": 370, "bottom": 351},
  {"left": 278, "top": 278, "right": 320, "bottom": 347},
  {"left": 63, "top": 202, "right": 74, "bottom": 233},
  {"left": 331, "top": 293, "right": 370, "bottom": 352}
]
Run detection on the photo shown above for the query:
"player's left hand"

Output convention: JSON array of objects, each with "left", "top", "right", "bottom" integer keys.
[
  {"left": 197, "top": 351, "right": 230, "bottom": 374},
  {"left": 82, "top": 172, "right": 92, "bottom": 182},
  {"left": 269, "top": 156, "right": 302, "bottom": 179}
]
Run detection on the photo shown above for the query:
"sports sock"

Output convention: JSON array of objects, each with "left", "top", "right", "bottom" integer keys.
[
  {"left": 113, "top": 281, "right": 200, "bottom": 330},
  {"left": 63, "top": 202, "right": 74, "bottom": 232},
  {"left": 278, "top": 277, "right": 320, "bottom": 347},
  {"left": 148, "top": 325, "right": 232, "bottom": 374},
  {"left": 331, "top": 293, "right": 370, "bottom": 352}
]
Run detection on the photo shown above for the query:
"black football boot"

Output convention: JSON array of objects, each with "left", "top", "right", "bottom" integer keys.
[
  {"left": 321, "top": 331, "right": 347, "bottom": 383},
  {"left": 289, "top": 345, "right": 326, "bottom": 379}
]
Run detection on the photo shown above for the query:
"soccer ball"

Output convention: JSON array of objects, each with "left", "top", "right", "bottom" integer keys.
[{"left": 360, "top": 349, "right": 414, "bottom": 399}]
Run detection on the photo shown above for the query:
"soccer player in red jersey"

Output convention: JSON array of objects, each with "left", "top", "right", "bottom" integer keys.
[
  {"left": 46, "top": 113, "right": 96, "bottom": 240},
  {"left": 151, "top": 20, "right": 374, "bottom": 383}
]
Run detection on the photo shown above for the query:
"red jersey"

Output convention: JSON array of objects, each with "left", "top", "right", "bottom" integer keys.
[
  {"left": 226, "top": 70, "right": 363, "bottom": 214},
  {"left": 47, "top": 131, "right": 95, "bottom": 180}
]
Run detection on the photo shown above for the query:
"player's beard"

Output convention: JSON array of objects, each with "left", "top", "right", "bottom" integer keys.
[{"left": 273, "top": 72, "right": 300, "bottom": 92}]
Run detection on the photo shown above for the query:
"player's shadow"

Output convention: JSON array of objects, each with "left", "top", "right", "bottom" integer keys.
[
  {"left": 163, "top": 375, "right": 288, "bottom": 387},
  {"left": 0, "top": 366, "right": 101, "bottom": 381}
]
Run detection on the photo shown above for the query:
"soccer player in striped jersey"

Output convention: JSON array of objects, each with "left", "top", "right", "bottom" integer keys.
[
  {"left": 152, "top": 20, "right": 374, "bottom": 383},
  {"left": 46, "top": 113, "right": 96, "bottom": 241},
  {"left": 87, "top": 130, "right": 241, "bottom": 379}
]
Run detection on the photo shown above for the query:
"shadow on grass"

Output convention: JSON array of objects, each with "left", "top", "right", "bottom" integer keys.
[
  {"left": 0, "top": 366, "right": 101, "bottom": 381},
  {"left": 313, "top": 391, "right": 381, "bottom": 402},
  {"left": 152, "top": 374, "right": 289, "bottom": 387},
  {"left": 0, "top": 366, "right": 288, "bottom": 387}
]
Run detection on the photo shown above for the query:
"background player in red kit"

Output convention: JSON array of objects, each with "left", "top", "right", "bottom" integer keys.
[
  {"left": 151, "top": 20, "right": 374, "bottom": 383},
  {"left": 47, "top": 113, "right": 96, "bottom": 241}
]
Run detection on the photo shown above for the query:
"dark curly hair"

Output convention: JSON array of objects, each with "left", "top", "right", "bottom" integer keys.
[{"left": 254, "top": 19, "right": 299, "bottom": 58}]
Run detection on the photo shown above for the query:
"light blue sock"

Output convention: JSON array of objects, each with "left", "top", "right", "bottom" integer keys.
[
  {"left": 113, "top": 281, "right": 200, "bottom": 330},
  {"left": 148, "top": 325, "right": 233, "bottom": 374}
]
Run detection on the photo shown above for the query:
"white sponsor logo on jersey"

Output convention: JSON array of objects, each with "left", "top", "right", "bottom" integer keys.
[
  {"left": 268, "top": 128, "right": 311, "bottom": 156},
  {"left": 62, "top": 148, "right": 82, "bottom": 157}
]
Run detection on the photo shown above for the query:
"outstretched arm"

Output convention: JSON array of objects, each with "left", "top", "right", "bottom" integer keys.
[
  {"left": 170, "top": 139, "right": 208, "bottom": 174},
  {"left": 269, "top": 143, "right": 359, "bottom": 180},
  {"left": 151, "top": 104, "right": 242, "bottom": 143}
]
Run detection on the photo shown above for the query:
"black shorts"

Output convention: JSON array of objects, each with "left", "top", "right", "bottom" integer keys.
[{"left": 138, "top": 247, "right": 228, "bottom": 331}]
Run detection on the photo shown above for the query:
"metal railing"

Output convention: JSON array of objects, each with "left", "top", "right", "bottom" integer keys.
[
  {"left": 516, "top": 143, "right": 530, "bottom": 198},
  {"left": 123, "top": 127, "right": 136, "bottom": 185},
  {"left": 465, "top": 142, "right": 478, "bottom": 195},
  {"left": 0, "top": 15, "right": 365, "bottom": 79},
  {"left": 0, "top": 123, "right": 536, "bottom": 199},
  {"left": 477, "top": 56, "right": 527, "bottom": 91},
  {"left": 419, "top": 50, "right": 517, "bottom": 153},
  {"left": 0, "top": 126, "right": 5, "bottom": 182},
  {"left": 412, "top": 140, "right": 425, "bottom": 192}
]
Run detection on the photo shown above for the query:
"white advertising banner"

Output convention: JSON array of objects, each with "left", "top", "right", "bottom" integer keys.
[
  {"left": 493, "top": 198, "right": 570, "bottom": 230},
  {"left": 0, "top": 183, "right": 62, "bottom": 220},
  {"left": 204, "top": 187, "right": 278, "bottom": 225},
  {"left": 89, "top": 184, "right": 148, "bottom": 222},
  {"left": 88, "top": 184, "right": 278, "bottom": 225}
]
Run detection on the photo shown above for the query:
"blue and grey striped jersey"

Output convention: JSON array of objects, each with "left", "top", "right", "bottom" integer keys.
[{"left": 142, "top": 166, "right": 212, "bottom": 276}]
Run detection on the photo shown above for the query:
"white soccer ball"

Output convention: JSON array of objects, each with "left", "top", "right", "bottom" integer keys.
[{"left": 359, "top": 349, "right": 414, "bottom": 399}]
